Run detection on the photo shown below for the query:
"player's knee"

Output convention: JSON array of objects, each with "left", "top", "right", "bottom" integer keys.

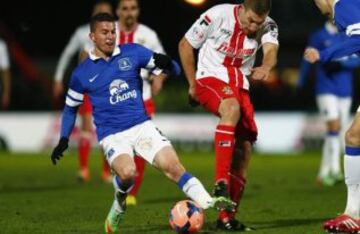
[
  {"left": 118, "top": 165, "right": 136, "bottom": 182},
  {"left": 219, "top": 99, "right": 240, "bottom": 122},
  {"left": 345, "top": 129, "right": 360, "bottom": 146}
]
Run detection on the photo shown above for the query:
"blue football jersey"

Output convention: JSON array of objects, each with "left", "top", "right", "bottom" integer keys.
[
  {"left": 62, "top": 44, "right": 158, "bottom": 141},
  {"left": 299, "top": 23, "right": 353, "bottom": 97},
  {"left": 334, "top": 0, "right": 360, "bottom": 34},
  {"left": 320, "top": 0, "right": 360, "bottom": 62}
]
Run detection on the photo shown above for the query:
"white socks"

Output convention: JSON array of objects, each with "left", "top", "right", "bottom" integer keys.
[
  {"left": 344, "top": 148, "right": 360, "bottom": 218},
  {"left": 178, "top": 172, "right": 213, "bottom": 209},
  {"left": 319, "top": 134, "right": 341, "bottom": 178}
]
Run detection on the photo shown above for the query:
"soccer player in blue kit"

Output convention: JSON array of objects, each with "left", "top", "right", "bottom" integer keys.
[
  {"left": 299, "top": 21, "right": 354, "bottom": 187},
  {"left": 50, "top": 13, "right": 234, "bottom": 233},
  {"left": 305, "top": 0, "right": 360, "bottom": 232}
]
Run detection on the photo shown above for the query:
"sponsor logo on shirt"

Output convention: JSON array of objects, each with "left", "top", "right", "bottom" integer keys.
[
  {"left": 109, "top": 79, "right": 137, "bottom": 104},
  {"left": 217, "top": 42, "right": 255, "bottom": 59},
  {"left": 220, "top": 28, "right": 232, "bottom": 38}
]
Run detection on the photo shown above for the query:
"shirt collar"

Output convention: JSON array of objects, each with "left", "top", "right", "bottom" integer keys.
[{"left": 88, "top": 46, "right": 121, "bottom": 61}]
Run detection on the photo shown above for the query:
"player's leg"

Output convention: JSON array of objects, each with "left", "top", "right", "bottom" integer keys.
[
  {"left": 101, "top": 148, "right": 112, "bottom": 183},
  {"left": 78, "top": 96, "right": 93, "bottom": 182},
  {"left": 100, "top": 133, "right": 136, "bottom": 233},
  {"left": 217, "top": 89, "right": 257, "bottom": 231},
  {"left": 316, "top": 95, "right": 341, "bottom": 186},
  {"left": 323, "top": 110, "right": 360, "bottom": 233},
  {"left": 127, "top": 155, "right": 145, "bottom": 205},
  {"left": 105, "top": 154, "right": 136, "bottom": 234},
  {"left": 196, "top": 78, "right": 240, "bottom": 196},
  {"left": 334, "top": 97, "right": 352, "bottom": 182},
  {"left": 127, "top": 99, "right": 155, "bottom": 205},
  {"left": 135, "top": 121, "right": 235, "bottom": 211}
]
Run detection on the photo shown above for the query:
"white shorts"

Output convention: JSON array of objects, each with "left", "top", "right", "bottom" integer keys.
[
  {"left": 99, "top": 120, "right": 171, "bottom": 166},
  {"left": 316, "top": 94, "right": 352, "bottom": 122}
]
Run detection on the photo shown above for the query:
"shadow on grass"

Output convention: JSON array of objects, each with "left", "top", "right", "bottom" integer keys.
[
  {"left": 142, "top": 196, "right": 184, "bottom": 204},
  {"left": 249, "top": 217, "right": 331, "bottom": 230},
  {"left": 120, "top": 224, "right": 170, "bottom": 233}
]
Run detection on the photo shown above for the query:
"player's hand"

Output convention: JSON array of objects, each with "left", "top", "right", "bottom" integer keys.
[
  {"left": 51, "top": 137, "right": 69, "bottom": 165},
  {"left": 188, "top": 85, "right": 199, "bottom": 107},
  {"left": 304, "top": 48, "right": 320, "bottom": 64},
  {"left": 250, "top": 66, "right": 271, "bottom": 81},
  {"left": 53, "top": 81, "right": 64, "bottom": 99}
]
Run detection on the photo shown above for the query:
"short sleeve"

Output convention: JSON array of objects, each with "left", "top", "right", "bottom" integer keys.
[
  {"left": 184, "top": 6, "right": 219, "bottom": 49},
  {"left": 260, "top": 18, "right": 279, "bottom": 46},
  {"left": 134, "top": 44, "right": 155, "bottom": 68}
]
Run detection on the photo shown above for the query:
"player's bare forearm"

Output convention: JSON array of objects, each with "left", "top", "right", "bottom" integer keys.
[
  {"left": 262, "top": 43, "right": 278, "bottom": 70},
  {"left": 179, "top": 37, "right": 197, "bottom": 88},
  {"left": 251, "top": 43, "right": 278, "bottom": 81},
  {"left": 150, "top": 74, "right": 167, "bottom": 96}
]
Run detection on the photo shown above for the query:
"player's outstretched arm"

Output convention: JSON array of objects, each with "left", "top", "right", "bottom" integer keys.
[
  {"left": 298, "top": 58, "right": 312, "bottom": 89},
  {"left": 51, "top": 137, "right": 69, "bottom": 165},
  {"left": 251, "top": 43, "right": 278, "bottom": 81},
  {"left": 53, "top": 29, "right": 82, "bottom": 97},
  {"left": 51, "top": 105, "right": 78, "bottom": 165},
  {"left": 151, "top": 53, "right": 181, "bottom": 76},
  {"left": 178, "top": 37, "right": 197, "bottom": 99},
  {"left": 319, "top": 36, "right": 360, "bottom": 63}
]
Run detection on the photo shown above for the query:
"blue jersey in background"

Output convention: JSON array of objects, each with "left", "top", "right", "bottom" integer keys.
[
  {"left": 320, "top": 0, "right": 360, "bottom": 62},
  {"left": 299, "top": 22, "right": 353, "bottom": 97}
]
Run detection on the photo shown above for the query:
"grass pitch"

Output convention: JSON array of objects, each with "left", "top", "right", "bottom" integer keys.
[{"left": 0, "top": 150, "right": 345, "bottom": 233}]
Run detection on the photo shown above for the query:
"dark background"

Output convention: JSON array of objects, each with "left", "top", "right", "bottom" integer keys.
[{"left": 0, "top": 0, "right": 356, "bottom": 112}]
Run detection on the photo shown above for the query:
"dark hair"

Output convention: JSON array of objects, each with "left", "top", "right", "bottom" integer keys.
[
  {"left": 90, "top": 13, "right": 115, "bottom": 32},
  {"left": 94, "top": 0, "right": 112, "bottom": 7},
  {"left": 244, "top": 0, "right": 271, "bottom": 15},
  {"left": 117, "top": 0, "right": 139, "bottom": 8}
]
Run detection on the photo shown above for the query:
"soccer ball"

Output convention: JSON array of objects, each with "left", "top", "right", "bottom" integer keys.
[{"left": 169, "top": 200, "right": 204, "bottom": 234}]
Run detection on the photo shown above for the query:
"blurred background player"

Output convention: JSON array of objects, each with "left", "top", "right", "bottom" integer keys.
[
  {"left": 115, "top": 0, "right": 167, "bottom": 206},
  {"left": 0, "top": 37, "right": 11, "bottom": 110},
  {"left": 53, "top": 0, "right": 113, "bottom": 183},
  {"left": 305, "top": 0, "right": 360, "bottom": 232},
  {"left": 179, "top": 0, "right": 278, "bottom": 230},
  {"left": 298, "top": 21, "right": 354, "bottom": 186}
]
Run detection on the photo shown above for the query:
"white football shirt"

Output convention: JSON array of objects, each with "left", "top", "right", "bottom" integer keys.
[{"left": 185, "top": 4, "right": 279, "bottom": 90}]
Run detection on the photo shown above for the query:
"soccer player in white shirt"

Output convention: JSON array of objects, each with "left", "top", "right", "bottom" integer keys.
[
  {"left": 179, "top": 0, "right": 279, "bottom": 230},
  {"left": 53, "top": 0, "right": 114, "bottom": 183},
  {"left": 0, "top": 38, "right": 11, "bottom": 109},
  {"left": 115, "top": 0, "right": 167, "bottom": 206}
]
